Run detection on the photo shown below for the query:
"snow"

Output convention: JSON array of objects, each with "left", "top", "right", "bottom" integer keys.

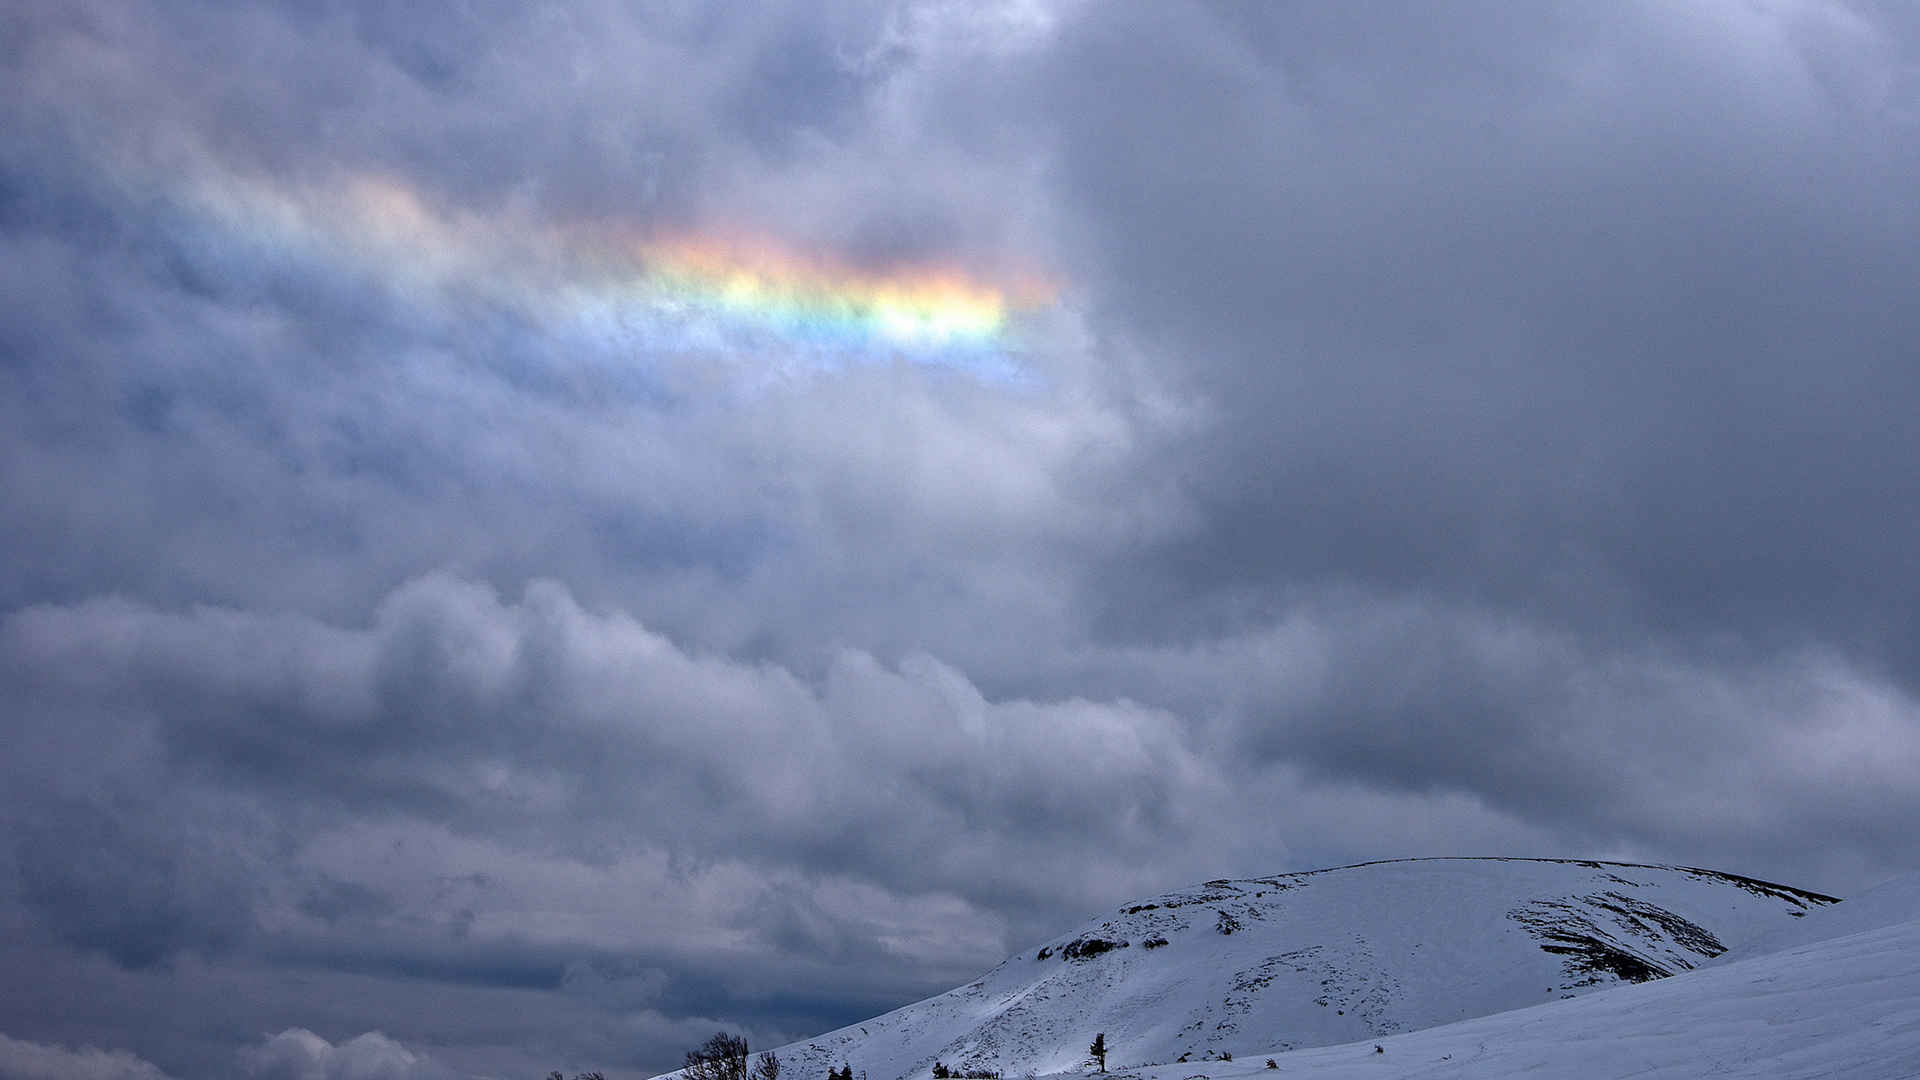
[
  {"left": 1106, "top": 896, "right": 1920, "bottom": 1079},
  {"left": 693, "top": 859, "right": 1849, "bottom": 1080},
  {"left": 1723, "top": 870, "right": 1920, "bottom": 961}
]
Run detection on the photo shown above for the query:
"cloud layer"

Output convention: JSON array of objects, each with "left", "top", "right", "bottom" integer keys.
[{"left": 5, "top": 1, "right": 1920, "bottom": 1077}]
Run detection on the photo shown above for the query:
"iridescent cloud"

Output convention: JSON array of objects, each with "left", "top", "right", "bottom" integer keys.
[{"left": 160, "top": 160, "right": 1057, "bottom": 373}]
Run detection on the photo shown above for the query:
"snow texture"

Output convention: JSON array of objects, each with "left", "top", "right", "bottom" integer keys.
[
  {"left": 693, "top": 858, "right": 1850, "bottom": 1080},
  {"left": 1109, "top": 895, "right": 1920, "bottom": 1079}
]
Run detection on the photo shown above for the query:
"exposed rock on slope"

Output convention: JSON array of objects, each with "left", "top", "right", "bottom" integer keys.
[{"left": 749, "top": 858, "right": 1835, "bottom": 1080}]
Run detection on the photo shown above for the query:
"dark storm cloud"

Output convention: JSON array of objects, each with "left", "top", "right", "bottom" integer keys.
[
  {"left": 5, "top": 1, "right": 1920, "bottom": 1078},
  {"left": 1030, "top": 2, "right": 1920, "bottom": 669}
]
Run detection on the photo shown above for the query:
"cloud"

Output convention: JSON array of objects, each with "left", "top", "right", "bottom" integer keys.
[
  {"left": 7, "top": 574, "right": 1917, "bottom": 982},
  {"left": 0, "top": 570, "right": 1218, "bottom": 1072},
  {"left": 1019, "top": 0, "right": 1920, "bottom": 671},
  {"left": 11, "top": 797, "right": 258, "bottom": 969},
  {"left": 2, "top": 573, "right": 1213, "bottom": 923},
  {"left": 6, "top": 0, "right": 1920, "bottom": 1076},
  {"left": 0, "top": 1034, "right": 174, "bottom": 1080},
  {"left": 239, "top": 1029, "right": 456, "bottom": 1080}
]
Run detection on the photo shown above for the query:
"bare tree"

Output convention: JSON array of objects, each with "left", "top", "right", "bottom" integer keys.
[
  {"left": 1089, "top": 1034, "right": 1107, "bottom": 1073},
  {"left": 686, "top": 1033, "right": 752, "bottom": 1080},
  {"left": 751, "top": 1050, "right": 780, "bottom": 1080}
]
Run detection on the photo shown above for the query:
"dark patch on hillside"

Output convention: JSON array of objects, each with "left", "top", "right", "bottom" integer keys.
[
  {"left": 1503, "top": 891, "right": 1734, "bottom": 986},
  {"left": 1538, "top": 940, "right": 1669, "bottom": 983},
  {"left": 1062, "top": 936, "right": 1128, "bottom": 961},
  {"left": 1676, "top": 866, "right": 1841, "bottom": 907},
  {"left": 1592, "top": 891, "right": 1725, "bottom": 958},
  {"left": 1509, "top": 899, "right": 1674, "bottom": 984}
]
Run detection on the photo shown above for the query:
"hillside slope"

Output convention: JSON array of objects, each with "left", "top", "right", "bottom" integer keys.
[
  {"left": 1084, "top": 877, "right": 1920, "bottom": 1079},
  {"left": 1722, "top": 869, "right": 1920, "bottom": 961},
  {"left": 749, "top": 858, "right": 1834, "bottom": 1080}
]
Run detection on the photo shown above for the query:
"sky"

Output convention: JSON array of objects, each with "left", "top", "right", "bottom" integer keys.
[{"left": 3, "top": 2, "right": 1920, "bottom": 1078}]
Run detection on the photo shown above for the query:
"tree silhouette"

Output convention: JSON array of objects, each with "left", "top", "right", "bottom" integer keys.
[{"left": 686, "top": 1033, "right": 752, "bottom": 1080}]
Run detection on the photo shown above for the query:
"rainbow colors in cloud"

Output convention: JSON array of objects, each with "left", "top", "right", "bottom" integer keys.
[
  {"left": 166, "top": 162, "right": 1057, "bottom": 368},
  {"left": 641, "top": 235, "right": 1054, "bottom": 351}
]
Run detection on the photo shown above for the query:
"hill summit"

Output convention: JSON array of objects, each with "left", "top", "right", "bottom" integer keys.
[{"left": 756, "top": 858, "right": 1835, "bottom": 1080}]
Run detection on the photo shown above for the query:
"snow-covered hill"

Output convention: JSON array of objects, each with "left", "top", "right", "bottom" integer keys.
[
  {"left": 1088, "top": 877, "right": 1920, "bottom": 1079},
  {"left": 743, "top": 858, "right": 1836, "bottom": 1080}
]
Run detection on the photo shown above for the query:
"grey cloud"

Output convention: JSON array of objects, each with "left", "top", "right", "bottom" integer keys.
[
  {"left": 6, "top": 0, "right": 1920, "bottom": 1076},
  {"left": 0, "top": 1034, "right": 174, "bottom": 1080},
  {"left": 1002, "top": 588, "right": 1920, "bottom": 892},
  {"left": 0, "top": 573, "right": 1216, "bottom": 1072},
  {"left": 10, "top": 575, "right": 1915, "bottom": 969},
  {"left": 0, "top": 938, "right": 716, "bottom": 1080},
  {"left": 296, "top": 877, "right": 398, "bottom": 928},
  {"left": 3, "top": 574, "right": 1214, "bottom": 918},
  {"left": 12, "top": 798, "right": 258, "bottom": 969},
  {"left": 1231, "top": 601, "right": 1920, "bottom": 872},
  {"left": 6, "top": 577, "right": 1915, "bottom": 1071},
  {"left": 1021, "top": 1, "right": 1920, "bottom": 671},
  {"left": 239, "top": 1029, "right": 456, "bottom": 1080},
  {"left": 0, "top": 0, "right": 1094, "bottom": 658}
]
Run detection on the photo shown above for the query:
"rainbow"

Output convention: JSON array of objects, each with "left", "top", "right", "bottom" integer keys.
[{"left": 160, "top": 161, "right": 1057, "bottom": 369}]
